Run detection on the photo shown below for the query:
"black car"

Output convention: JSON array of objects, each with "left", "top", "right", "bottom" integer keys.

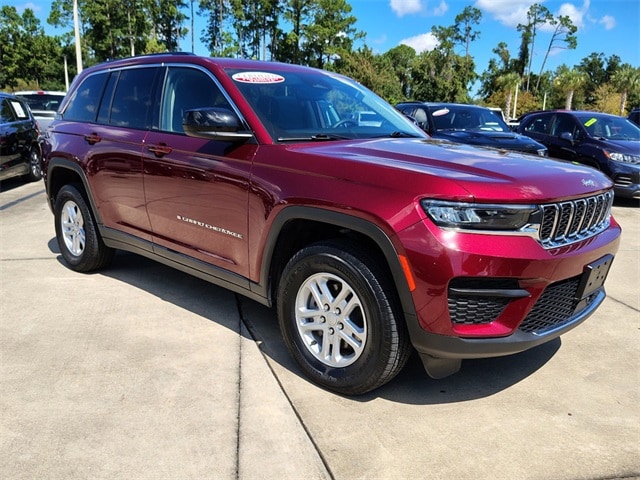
[
  {"left": 0, "top": 92, "right": 42, "bottom": 183},
  {"left": 396, "top": 102, "right": 548, "bottom": 156},
  {"left": 517, "top": 110, "right": 640, "bottom": 199},
  {"left": 628, "top": 108, "right": 640, "bottom": 127}
]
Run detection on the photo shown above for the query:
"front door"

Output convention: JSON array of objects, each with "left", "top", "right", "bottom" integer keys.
[{"left": 142, "top": 66, "right": 256, "bottom": 279}]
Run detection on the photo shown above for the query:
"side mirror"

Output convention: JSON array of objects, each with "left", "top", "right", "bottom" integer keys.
[
  {"left": 559, "top": 131, "right": 574, "bottom": 144},
  {"left": 183, "top": 107, "right": 253, "bottom": 142}
]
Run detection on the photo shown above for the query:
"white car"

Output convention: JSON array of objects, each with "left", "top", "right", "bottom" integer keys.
[{"left": 14, "top": 90, "right": 66, "bottom": 132}]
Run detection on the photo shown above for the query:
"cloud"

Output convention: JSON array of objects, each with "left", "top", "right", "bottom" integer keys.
[
  {"left": 557, "top": 0, "right": 590, "bottom": 29},
  {"left": 599, "top": 15, "right": 616, "bottom": 30},
  {"left": 390, "top": 0, "right": 423, "bottom": 17},
  {"left": 15, "top": 2, "right": 42, "bottom": 14},
  {"left": 432, "top": 0, "right": 449, "bottom": 16},
  {"left": 474, "top": 0, "right": 535, "bottom": 27},
  {"left": 400, "top": 32, "right": 439, "bottom": 53}
]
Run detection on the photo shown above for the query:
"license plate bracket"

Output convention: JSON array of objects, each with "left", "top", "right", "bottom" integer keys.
[{"left": 575, "top": 254, "right": 614, "bottom": 301}]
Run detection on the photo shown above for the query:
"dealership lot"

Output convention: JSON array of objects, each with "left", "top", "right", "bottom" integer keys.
[{"left": 1, "top": 179, "right": 638, "bottom": 479}]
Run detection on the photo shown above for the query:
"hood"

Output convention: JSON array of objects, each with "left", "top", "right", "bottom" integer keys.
[
  {"left": 596, "top": 138, "right": 640, "bottom": 154},
  {"left": 432, "top": 130, "right": 545, "bottom": 153},
  {"left": 289, "top": 137, "right": 612, "bottom": 203}
]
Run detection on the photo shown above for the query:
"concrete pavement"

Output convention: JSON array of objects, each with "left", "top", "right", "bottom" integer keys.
[{"left": 1, "top": 178, "right": 638, "bottom": 479}]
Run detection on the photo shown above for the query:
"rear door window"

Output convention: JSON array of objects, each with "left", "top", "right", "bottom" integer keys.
[{"left": 108, "top": 68, "right": 158, "bottom": 129}]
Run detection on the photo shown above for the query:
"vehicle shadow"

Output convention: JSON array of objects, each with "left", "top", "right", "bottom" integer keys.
[
  {"left": 237, "top": 295, "right": 561, "bottom": 405},
  {"left": 49, "top": 244, "right": 562, "bottom": 405}
]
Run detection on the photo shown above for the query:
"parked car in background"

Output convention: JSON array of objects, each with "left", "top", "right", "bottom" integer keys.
[
  {"left": 14, "top": 90, "right": 66, "bottom": 133},
  {"left": 396, "top": 102, "right": 548, "bottom": 156},
  {"left": 0, "top": 92, "right": 42, "bottom": 183},
  {"left": 517, "top": 110, "right": 640, "bottom": 200},
  {"left": 628, "top": 108, "right": 640, "bottom": 127}
]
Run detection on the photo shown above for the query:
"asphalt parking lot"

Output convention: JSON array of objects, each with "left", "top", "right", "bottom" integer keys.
[{"left": 1, "top": 178, "right": 639, "bottom": 480}]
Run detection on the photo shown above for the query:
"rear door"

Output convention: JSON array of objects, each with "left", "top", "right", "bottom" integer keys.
[
  {"left": 0, "top": 97, "right": 32, "bottom": 180},
  {"left": 142, "top": 65, "right": 257, "bottom": 280},
  {"left": 59, "top": 68, "right": 160, "bottom": 241}
]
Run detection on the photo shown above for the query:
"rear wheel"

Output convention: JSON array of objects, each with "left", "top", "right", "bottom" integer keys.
[
  {"left": 25, "top": 146, "right": 42, "bottom": 181},
  {"left": 277, "top": 240, "right": 411, "bottom": 395},
  {"left": 54, "top": 184, "right": 114, "bottom": 272}
]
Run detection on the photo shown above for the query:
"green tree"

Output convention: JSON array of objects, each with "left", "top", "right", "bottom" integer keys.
[
  {"left": 453, "top": 6, "right": 482, "bottom": 59},
  {"left": 612, "top": 65, "right": 640, "bottom": 116},
  {"left": 554, "top": 66, "right": 586, "bottom": 110},
  {"left": 332, "top": 46, "right": 403, "bottom": 104},
  {"left": 1, "top": 6, "right": 64, "bottom": 89},
  {"left": 382, "top": 44, "right": 416, "bottom": 100},
  {"left": 535, "top": 15, "right": 577, "bottom": 91},
  {"left": 303, "top": 0, "right": 363, "bottom": 68},
  {"left": 199, "top": 0, "right": 228, "bottom": 56},
  {"left": 518, "top": 3, "right": 552, "bottom": 91},
  {"left": 278, "top": 0, "right": 314, "bottom": 64},
  {"left": 496, "top": 72, "right": 521, "bottom": 121}
]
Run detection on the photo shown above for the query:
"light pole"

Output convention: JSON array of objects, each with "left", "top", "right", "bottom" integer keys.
[{"left": 73, "top": 0, "right": 83, "bottom": 73}]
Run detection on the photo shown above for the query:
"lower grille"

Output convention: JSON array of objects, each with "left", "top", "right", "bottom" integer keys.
[
  {"left": 519, "top": 276, "right": 598, "bottom": 334},
  {"left": 449, "top": 296, "right": 511, "bottom": 325}
]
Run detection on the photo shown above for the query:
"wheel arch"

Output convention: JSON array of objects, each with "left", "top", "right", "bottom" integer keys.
[
  {"left": 254, "top": 206, "right": 417, "bottom": 321},
  {"left": 45, "top": 158, "right": 102, "bottom": 223}
]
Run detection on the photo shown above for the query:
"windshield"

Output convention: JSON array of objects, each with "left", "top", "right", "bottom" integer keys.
[
  {"left": 428, "top": 105, "right": 511, "bottom": 133},
  {"left": 577, "top": 114, "right": 640, "bottom": 141},
  {"left": 226, "top": 68, "right": 425, "bottom": 142}
]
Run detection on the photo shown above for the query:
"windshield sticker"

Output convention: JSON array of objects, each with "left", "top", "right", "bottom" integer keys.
[
  {"left": 584, "top": 118, "right": 597, "bottom": 127},
  {"left": 432, "top": 108, "right": 450, "bottom": 117},
  {"left": 232, "top": 72, "right": 285, "bottom": 84}
]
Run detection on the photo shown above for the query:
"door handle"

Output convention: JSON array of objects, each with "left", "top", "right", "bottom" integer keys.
[
  {"left": 147, "top": 143, "right": 173, "bottom": 158},
  {"left": 84, "top": 133, "right": 101, "bottom": 145}
]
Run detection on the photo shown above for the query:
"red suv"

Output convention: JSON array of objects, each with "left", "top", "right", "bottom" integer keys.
[{"left": 42, "top": 54, "right": 621, "bottom": 394}]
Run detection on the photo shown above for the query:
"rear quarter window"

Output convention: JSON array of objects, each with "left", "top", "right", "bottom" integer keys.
[{"left": 62, "top": 72, "right": 108, "bottom": 122}]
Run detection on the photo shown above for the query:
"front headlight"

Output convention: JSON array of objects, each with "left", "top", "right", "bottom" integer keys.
[
  {"left": 605, "top": 150, "right": 640, "bottom": 164},
  {"left": 421, "top": 200, "right": 538, "bottom": 231}
]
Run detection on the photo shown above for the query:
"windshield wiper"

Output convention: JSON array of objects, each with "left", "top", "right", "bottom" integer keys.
[
  {"left": 373, "top": 131, "right": 422, "bottom": 138},
  {"left": 277, "top": 133, "right": 349, "bottom": 142}
]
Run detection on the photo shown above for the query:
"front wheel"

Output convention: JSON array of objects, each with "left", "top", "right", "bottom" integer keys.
[
  {"left": 277, "top": 240, "right": 411, "bottom": 395},
  {"left": 54, "top": 184, "right": 114, "bottom": 272}
]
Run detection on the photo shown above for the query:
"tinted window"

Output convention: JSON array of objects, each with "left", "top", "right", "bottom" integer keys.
[
  {"left": 109, "top": 68, "right": 157, "bottom": 129},
  {"left": 1, "top": 99, "right": 16, "bottom": 123},
  {"left": 63, "top": 72, "right": 108, "bottom": 122},
  {"left": 550, "top": 114, "right": 580, "bottom": 138},
  {"left": 160, "top": 67, "right": 231, "bottom": 134},
  {"left": 523, "top": 115, "right": 550, "bottom": 134}
]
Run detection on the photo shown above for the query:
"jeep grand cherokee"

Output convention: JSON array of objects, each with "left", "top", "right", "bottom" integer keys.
[{"left": 42, "top": 54, "right": 621, "bottom": 395}]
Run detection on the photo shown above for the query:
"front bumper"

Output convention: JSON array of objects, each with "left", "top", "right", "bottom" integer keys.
[{"left": 396, "top": 213, "right": 621, "bottom": 366}]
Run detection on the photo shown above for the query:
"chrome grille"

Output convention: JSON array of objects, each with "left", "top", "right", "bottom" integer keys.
[{"left": 538, "top": 191, "right": 614, "bottom": 248}]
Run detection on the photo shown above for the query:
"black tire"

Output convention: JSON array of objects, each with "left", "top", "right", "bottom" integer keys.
[
  {"left": 25, "top": 146, "right": 42, "bottom": 181},
  {"left": 54, "top": 184, "right": 114, "bottom": 272},
  {"left": 277, "top": 240, "right": 411, "bottom": 395}
]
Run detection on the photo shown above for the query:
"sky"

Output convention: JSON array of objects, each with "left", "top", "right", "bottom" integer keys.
[{"left": 7, "top": 0, "right": 640, "bottom": 83}]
